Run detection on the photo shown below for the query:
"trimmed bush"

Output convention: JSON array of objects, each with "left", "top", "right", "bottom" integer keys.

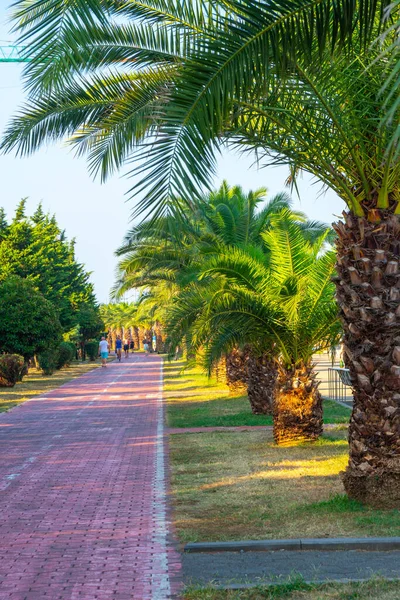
[
  {"left": 38, "top": 350, "right": 58, "bottom": 376},
  {"left": 56, "top": 342, "right": 75, "bottom": 369},
  {"left": 85, "top": 341, "right": 98, "bottom": 361},
  {"left": 0, "top": 354, "right": 25, "bottom": 387}
]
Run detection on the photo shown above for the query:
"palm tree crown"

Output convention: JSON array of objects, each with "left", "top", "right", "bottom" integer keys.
[{"left": 2, "top": 0, "right": 394, "bottom": 218}]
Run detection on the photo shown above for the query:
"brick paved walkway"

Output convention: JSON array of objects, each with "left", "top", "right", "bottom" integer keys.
[{"left": 0, "top": 354, "right": 182, "bottom": 600}]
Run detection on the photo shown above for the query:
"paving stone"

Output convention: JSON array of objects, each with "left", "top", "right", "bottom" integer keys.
[{"left": 0, "top": 355, "right": 182, "bottom": 599}]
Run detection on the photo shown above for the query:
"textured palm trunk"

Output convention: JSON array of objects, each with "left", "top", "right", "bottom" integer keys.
[
  {"left": 110, "top": 330, "right": 116, "bottom": 351},
  {"left": 107, "top": 330, "right": 112, "bottom": 350},
  {"left": 133, "top": 326, "right": 140, "bottom": 350},
  {"left": 334, "top": 210, "right": 400, "bottom": 508},
  {"left": 138, "top": 326, "right": 146, "bottom": 349},
  {"left": 273, "top": 362, "right": 323, "bottom": 445},
  {"left": 213, "top": 356, "right": 227, "bottom": 384},
  {"left": 145, "top": 328, "right": 153, "bottom": 351},
  {"left": 246, "top": 354, "right": 277, "bottom": 414},
  {"left": 154, "top": 321, "right": 164, "bottom": 353},
  {"left": 225, "top": 347, "right": 249, "bottom": 395}
]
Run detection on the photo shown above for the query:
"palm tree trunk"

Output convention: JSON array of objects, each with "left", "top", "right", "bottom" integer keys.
[
  {"left": 110, "top": 330, "right": 116, "bottom": 351},
  {"left": 273, "top": 362, "right": 323, "bottom": 445},
  {"left": 138, "top": 326, "right": 146, "bottom": 349},
  {"left": 246, "top": 354, "right": 277, "bottom": 414},
  {"left": 133, "top": 326, "right": 140, "bottom": 350},
  {"left": 107, "top": 330, "right": 113, "bottom": 351},
  {"left": 154, "top": 321, "right": 164, "bottom": 353},
  {"left": 213, "top": 356, "right": 227, "bottom": 384},
  {"left": 334, "top": 210, "right": 400, "bottom": 508},
  {"left": 225, "top": 347, "right": 249, "bottom": 395}
]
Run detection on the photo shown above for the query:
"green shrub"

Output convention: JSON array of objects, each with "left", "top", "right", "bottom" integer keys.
[
  {"left": 38, "top": 350, "right": 58, "bottom": 375},
  {"left": 0, "top": 276, "right": 62, "bottom": 361},
  {"left": 65, "top": 341, "right": 77, "bottom": 359},
  {"left": 56, "top": 342, "right": 75, "bottom": 369},
  {"left": 0, "top": 354, "right": 25, "bottom": 387},
  {"left": 85, "top": 341, "right": 98, "bottom": 361}
]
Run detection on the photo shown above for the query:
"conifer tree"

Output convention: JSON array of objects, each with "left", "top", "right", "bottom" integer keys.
[
  {"left": 0, "top": 202, "right": 98, "bottom": 331},
  {"left": 14, "top": 198, "right": 27, "bottom": 222}
]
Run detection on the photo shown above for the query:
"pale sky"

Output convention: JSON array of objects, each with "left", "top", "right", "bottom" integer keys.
[{"left": 0, "top": 2, "right": 345, "bottom": 303}]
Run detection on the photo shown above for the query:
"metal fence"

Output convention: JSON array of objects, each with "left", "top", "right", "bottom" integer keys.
[{"left": 328, "top": 367, "right": 354, "bottom": 404}]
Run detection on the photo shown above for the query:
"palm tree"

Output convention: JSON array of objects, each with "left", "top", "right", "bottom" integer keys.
[
  {"left": 169, "top": 216, "right": 340, "bottom": 443},
  {"left": 195, "top": 184, "right": 302, "bottom": 403},
  {"left": 99, "top": 302, "right": 138, "bottom": 348},
  {"left": 114, "top": 185, "right": 326, "bottom": 412},
  {"left": 4, "top": 0, "right": 397, "bottom": 504}
]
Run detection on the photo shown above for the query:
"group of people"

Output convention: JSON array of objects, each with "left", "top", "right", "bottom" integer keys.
[
  {"left": 98, "top": 334, "right": 154, "bottom": 367},
  {"left": 115, "top": 336, "right": 135, "bottom": 361}
]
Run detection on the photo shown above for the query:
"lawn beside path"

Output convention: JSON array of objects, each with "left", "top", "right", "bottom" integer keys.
[
  {"left": 164, "top": 360, "right": 400, "bottom": 544},
  {"left": 183, "top": 579, "right": 400, "bottom": 600},
  {"left": 0, "top": 357, "right": 112, "bottom": 413},
  {"left": 164, "top": 359, "right": 351, "bottom": 429}
]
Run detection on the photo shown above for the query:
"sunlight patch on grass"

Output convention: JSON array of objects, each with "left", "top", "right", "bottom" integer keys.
[{"left": 199, "top": 456, "right": 348, "bottom": 491}]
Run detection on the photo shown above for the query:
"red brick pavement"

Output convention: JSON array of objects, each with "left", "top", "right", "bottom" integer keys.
[{"left": 0, "top": 354, "right": 182, "bottom": 600}]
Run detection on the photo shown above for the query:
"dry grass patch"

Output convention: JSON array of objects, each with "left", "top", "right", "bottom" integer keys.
[
  {"left": 0, "top": 359, "right": 107, "bottom": 413},
  {"left": 183, "top": 579, "right": 400, "bottom": 600},
  {"left": 169, "top": 429, "right": 400, "bottom": 542}
]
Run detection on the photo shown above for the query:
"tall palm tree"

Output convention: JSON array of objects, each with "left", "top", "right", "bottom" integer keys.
[
  {"left": 168, "top": 216, "right": 340, "bottom": 443},
  {"left": 3, "top": 0, "right": 397, "bottom": 504}
]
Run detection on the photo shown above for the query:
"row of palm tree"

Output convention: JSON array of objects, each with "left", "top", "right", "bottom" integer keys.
[
  {"left": 99, "top": 301, "right": 163, "bottom": 351},
  {"left": 114, "top": 183, "right": 341, "bottom": 444},
  {"left": 4, "top": 0, "right": 400, "bottom": 506}
]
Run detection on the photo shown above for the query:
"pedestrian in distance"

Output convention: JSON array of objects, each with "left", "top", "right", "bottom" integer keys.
[
  {"left": 98, "top": 336, "right": 109, "bottom": 368},
  {"left": 129, "top": 339, "right": 135, "bottom": 353},
  {"left": 143, "top": 338, "right": 150, "bottom": 356},
  {"left": 123, "top": 338, "right": 129, "bottom": 358},
  {"left": 115, "top": 335, "right": 123, "bottom": 362}
]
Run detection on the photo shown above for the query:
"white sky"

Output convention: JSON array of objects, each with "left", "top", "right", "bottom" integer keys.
[{"left": 0, "top": 2, "right": 345, "bottom": 303}]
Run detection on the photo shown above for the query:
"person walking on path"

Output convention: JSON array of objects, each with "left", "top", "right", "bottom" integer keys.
[
  {"left": 143, "top": 337, "right": 150, "bottom": 356},
  {"left": 123, "top": 338, "right": 129, "bottom": 358},
  {"left": 98, "top": 336, "right": 109, "bottom": 367},
  {"left": 130, "top": 339, "right": 135, "bottom": 353},
  {"left": 115, "top": 335, "right": 123, "bottom": 362}
]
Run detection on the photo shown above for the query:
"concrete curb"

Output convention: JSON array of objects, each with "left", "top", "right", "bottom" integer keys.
[{"left": 184, "top": 537, "right": 400, "bottom": 553}]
